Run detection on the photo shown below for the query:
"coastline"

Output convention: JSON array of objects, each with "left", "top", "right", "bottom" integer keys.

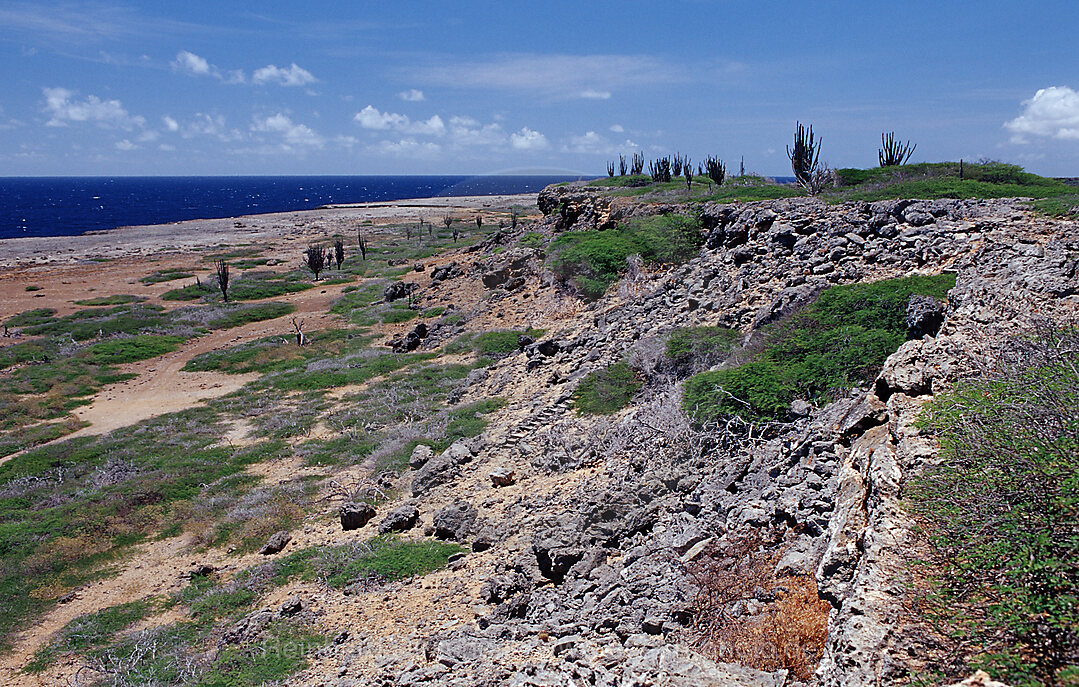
[{"left": 0, "top": 193, "right": 539, "bottom": 270}]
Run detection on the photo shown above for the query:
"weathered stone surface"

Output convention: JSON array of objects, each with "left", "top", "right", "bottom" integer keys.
[
  {"left": 259, "top": 530, "right": 291, "bottom": 555},
  {"left": 339, "top": 502, "right": 375, "bottom": 531},
  {"left": 432, "top": 501, "right": 477, "bottom": 542},
  {"left": 378, "top": 504, "right": 419, "bottom": 534}
]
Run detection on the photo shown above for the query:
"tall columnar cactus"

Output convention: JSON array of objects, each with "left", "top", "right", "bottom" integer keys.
[
  {"left": 606, "top": 160, "right": 615, "bottom": 177},
  {"left": 630, "top": 152, "right": 645, "bottom": 175},
  {"left": 787, "top": 121, "right": 822, "bottom": 191},
  {"left": 704, "top": 156, "right": 726, "bottom": 186},
  {"left": 878, "top": 132, "right": 917, "bottom": 166}
]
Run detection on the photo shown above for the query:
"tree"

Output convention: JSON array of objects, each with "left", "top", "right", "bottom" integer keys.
[
  {"left": 787, "top": 121, "right": 822, "bottom": 193},
  {"left": 878, "top": 132, "right": 916, "bottom": 166},
  {"left": 333, "top": 239, "right": 344, "bottom": 269},
  {"left": 214, "top": 259, "right": 230, "bottom": 302},
  {"left": 304, "top": 244, "right": 327, "bottom": 280}
]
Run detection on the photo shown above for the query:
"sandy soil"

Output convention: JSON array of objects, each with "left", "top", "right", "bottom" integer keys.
[{"left": 0, "top": 192, "right": 558, "bottom": 682}]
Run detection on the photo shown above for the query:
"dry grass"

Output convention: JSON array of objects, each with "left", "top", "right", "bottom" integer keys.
[{"left": 684, "top": 532, "right": 832, "bottom": 680}]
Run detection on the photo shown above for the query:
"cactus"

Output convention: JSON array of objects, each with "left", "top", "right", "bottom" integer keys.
[
  {"left": 878, "top": 132, "right": 916, "bottom": 166},
  {"left": 648, "top": 157, "right": 672, "bottom": 182},
  {"left": 618, "top": 154, "right": 627, "bottom": 176},
  {"left": 704, "top": 156, "right": 726, "bottom": 186},
  {"left": 630, "top": 152, "right": 645, "bottom": 175},
  {"left": 787, "top": 121, "right": 821, "bottom": 191},
  {"left": 606, "top": 160, "right": 615, "bottom": 177}
]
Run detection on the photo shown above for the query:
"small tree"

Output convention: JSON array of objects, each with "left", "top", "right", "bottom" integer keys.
[
  {"left": 214, "top": 259, "right": 230, "bottom": 302},
  {"left": 304, "top": 244, "right": 327, "bottom": 280},
  {"left": 879, "top": 131, "right": 916, "bottom": 166},
  {"left": 291, "top": 317, "right": 306, "bottom": 346},
  {"left": 787, "top": 121, "right": 822, "bottom": 193},
  {"left": 704, "top": 156, "right": 726, "bottom": 186},
  {"left": 333, "top": 239, "right": 344, "bottom": 269}
]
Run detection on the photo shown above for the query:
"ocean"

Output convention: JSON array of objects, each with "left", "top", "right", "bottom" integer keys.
[{"left": 0, "top": 175, "right": 581, "bottom": 240}]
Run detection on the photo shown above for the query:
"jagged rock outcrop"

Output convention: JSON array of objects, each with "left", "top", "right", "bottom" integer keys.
[{"left": 321, "top": 190, "right": 1076, "bottom": 687}]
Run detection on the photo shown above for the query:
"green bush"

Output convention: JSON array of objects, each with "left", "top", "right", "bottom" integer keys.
[
  {"left": 829, "top": 161, "right": 1073, "bottom": 203},
  {"left": 683, "top": 273, "right": 957, "bottom": 423},
  {"left": 73, "top": 295, "right": 144, "bottom": 307},
  {"left": 907, "top": 326, "right": 1079, "bottom": 686},
  {"left": 4, "top": 308, "right": 56, "bottom": 328},
  {"left": 666, "top": 326, "right": 740, "bottom": 375},
  {"left": 548, "top": 214, "right": 704, "bottom": 300},
  {"left": 573, "top": 361, "right": 641, "bottom": 414},
  {"left": 84, "top": 335, "right": 186, "bottom": 364}
]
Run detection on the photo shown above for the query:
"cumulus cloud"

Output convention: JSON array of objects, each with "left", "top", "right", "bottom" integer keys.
[
  {"left": 171, "top": 50, "right": 245, "bottom": 83},
  {"left": 510, "top": 127, "right": 549, "bottom": 151},
  {"left": 115, "top": 139, "right": 137, "bottom": 151},
  {"left": 371, "top": 138, "right": 442, "bottom": 158},
  {"left": 252, "top": 63, "right": 317, "bottom": 87},
  {"left": 162, "top": 115, "right": 179, "bottom": 132},
  {"left": 252, "top": 113, "right": 324, "bottom": 148},
  {"left": 561, "top": 130, "right": 639, "bottom": 155},
  {"left": 42, "top": 87, "right": 144, "bottom": 129},
  {"left": 353, "top": 105, "right": 445, "bottom": 135},
  {"left": 175, "top": 113, "right": 241, "bottom": 142},
  {"left": 1004, "top": 86, "right": 1079, "bottom": 143},
  {"left": 609, "top": 124, "right": 625, "bottom": 133},
  {"left": 172, "top": 50, "right": 211, "bottom": 76},
  {"left": 579, "top": 90, "right": 611, "bottom": 100},
  {"left": 398, "top": 89, "right": 425, "bottom": 102}
]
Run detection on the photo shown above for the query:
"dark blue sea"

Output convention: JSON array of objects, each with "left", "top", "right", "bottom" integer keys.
[{"left": 0, "top": 175, "right": 581, "bottom": 240}]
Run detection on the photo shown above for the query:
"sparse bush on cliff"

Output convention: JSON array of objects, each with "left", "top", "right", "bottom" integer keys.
[
  {"left": 548, "top": 214, "right": 704, "bottom": 300},
  {"left": 906, "top": 324, "right": 1079, "bottom": 686},
  {"left": 683, "top": 273, "right": 957, "bottom": 423},
  {"left": 573, "top": 361, "right": 642, "bottom": 414},
  {"left": 666, "top": 325, "right": 740, "bottom": 376}
]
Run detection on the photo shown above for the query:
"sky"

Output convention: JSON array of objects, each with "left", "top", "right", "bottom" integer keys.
[{"left": 1, "top": 1, "right": 1077, "bottom": 177}]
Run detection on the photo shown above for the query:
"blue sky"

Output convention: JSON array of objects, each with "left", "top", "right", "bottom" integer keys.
[{"left": 1, "top": 1, "right": 1077, "bottom": 176}]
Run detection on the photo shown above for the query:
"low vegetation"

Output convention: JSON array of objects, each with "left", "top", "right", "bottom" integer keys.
[
  {"left": 573, "top": 361, "right": 641, "bottom": 414},
  {"left": 906, "top": 325, "right": 1079, "bottom": 686},
  {"left": 548, "top": 213, "right": 704, "bottom": 299},
  {"left": 683, "top": 274, "right": 957, "bottom": 422}
]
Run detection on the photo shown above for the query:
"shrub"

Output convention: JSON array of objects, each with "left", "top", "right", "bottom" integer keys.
[
  {"left": 683, "top": 274, "right": 957, "bottom": 423},
  {"left": 573, "top": 361, "right": 641, "bottom": 414},
  {"left": 84, "top": 335, "right": 186, "bottom": 364},
  {"left": 548, "top": 214, "right": 703, "bottom": 300},
  {"left": 906, "top": 325, "right": 1079, "bottom": 685},
  {"left": 666, "top": 326, "right": 740, "bottom": 376}
]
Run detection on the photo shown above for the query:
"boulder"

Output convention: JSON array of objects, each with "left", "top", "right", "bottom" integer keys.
[
  {"left": 409, "top": 444, "right": 433, "bottom": 469},
  {"left": 259, "top": 530, "right": 291, "bottom": 555},
  {"left": 339, "top": 502, "right": 376, "bottom": 531},
  {"left": 489, "top": 467, "right": 516, "bottom": 488},
  {"left": 430, "top": 262, "right": 464, "bottom": 283},
  {"left": 383, "top": 281, "right": 415, "bottom": 302},
  {"left": 432, "top": 501, "right": 478, "bottom": 542},
  {"left": 906, "top": 293, "right": 945, "bottom": 338},
  {"left": 278, "top": 596, "right": 304, "bottom": 617},
  {"left": 411, "top": 440, "right": 473, "bottom": 496},
  {"left": 378, "top": 504, "right": 420, "bottom": 534}
]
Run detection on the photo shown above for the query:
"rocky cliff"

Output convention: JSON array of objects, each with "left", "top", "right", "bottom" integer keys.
[{"left": 316, "top": 190, "right": 1078, "bottom": 686}]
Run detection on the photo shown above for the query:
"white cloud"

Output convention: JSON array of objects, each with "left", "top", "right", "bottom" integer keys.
[
  {"left": 371, "top": 138, "right": 442, "bottom": 158},
  {"left": 172, "top": 50, "right": 211, "bottom": 76},
  {"left": 42, "top": 87, "right": 144, "bottom": 129},
  {"left": 448, "top": 119, "right": 505, "bottom": 146},
  {"left": 609, "top": 124, "right": 625, "bottom": 133},
  {"left": 579, "top": 90, "right": 611, "bottom": 100},
  {"left": 1004, "top": 86, "right": 1079, "bottom": 142},
  {"left": 510, "top": 127, "right": 549, "bottom": 151},
  {"left": 162, "top": 115, "right": 179, "bottom": 132},
  {"left": 115, "top": 139, "right": 137, "bottom": 151},
  {"left": 252, "top": 113, "right": 324, "bottom": 148},
  {"left": 561, "top": 130, "right": 639, "bottom": 155},
  {"left": 353, "top": 105, "right": 445, "bottom": 135},
  {"left": 182, "top": 113, "right": 241, "bottom": 141},
  {"left": 354, "top": 105, "right": 408, "bottom": 130},
  {"left": 398, "top": 89, "right": 425, "bottom": 102},
  {"left": 158, "top": 143, "right": 176, "bottom": 151},
  {"left": 252, "top": 63, "right": 317, "bottom": 87},
  {"left": 411, "top": 53, "right": 686, "bottom": 100}
]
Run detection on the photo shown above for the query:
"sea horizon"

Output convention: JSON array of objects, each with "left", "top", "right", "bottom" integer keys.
[{"left": 0, "top": 174, "right": 582, "bottom": 241}]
